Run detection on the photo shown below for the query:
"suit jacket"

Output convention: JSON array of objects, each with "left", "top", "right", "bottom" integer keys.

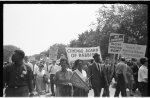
[{"left": 88, "top": 62, "right": 108, "bottom": 89}]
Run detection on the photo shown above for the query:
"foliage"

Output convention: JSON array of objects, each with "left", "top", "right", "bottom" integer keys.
[
  {"left": 68, "top": 4, "right": 148, "bottom": 59},
  {"left": 3, "top": 45, "right": 20, "bottom": 62},
  {"left": 27, "top": 4, "right": 148, "bottom": 61}
]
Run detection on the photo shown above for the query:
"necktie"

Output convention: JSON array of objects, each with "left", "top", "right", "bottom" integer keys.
[
  {"left": 98, "top": 63, "right": 101, "bottom": 73},
  {"left": 97, "top": 63, "right": 101, "bottom": 73}
]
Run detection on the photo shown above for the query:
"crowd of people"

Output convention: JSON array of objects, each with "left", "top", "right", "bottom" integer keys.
[{"left": 3, "top": 49, "right": 148, "bottom": 97}]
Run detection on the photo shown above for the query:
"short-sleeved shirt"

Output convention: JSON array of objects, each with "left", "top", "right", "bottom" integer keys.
[{"left": 138, "top": 65, "right": 148, "bottom": 83}]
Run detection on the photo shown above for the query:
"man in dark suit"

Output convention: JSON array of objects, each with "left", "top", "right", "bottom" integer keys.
[{"left": 88, "top": 53, "right": 108, "bottom": 97}]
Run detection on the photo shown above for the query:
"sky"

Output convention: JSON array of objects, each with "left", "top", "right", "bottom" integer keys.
[{"left": 4, "top": 4, "right": 102, "bottom": 56}]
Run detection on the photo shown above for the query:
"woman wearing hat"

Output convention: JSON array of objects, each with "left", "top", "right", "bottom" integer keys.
[
  {"left": 54, "top": 58, "right": 73, "bottom": 96},
  {"left": 35, "top": 61, "right": 47, "bottom": 96}
]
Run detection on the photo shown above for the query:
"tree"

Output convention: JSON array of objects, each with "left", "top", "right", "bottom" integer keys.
[
  {"left": 96, "top": 4, "right": 147, "bottom": 45},
  {"left": 69, "top": 39, "right": 79, "bottom": 47},
  {"left": 68, "top": 4, "right": 147, "bottom": 59},
  {"left": 3, "top": 45, "right": 20, "bottom": 62},
  {"left": 52, "top": 44, "right": 67, "bottom": 59},
  {"left": 96, "top": 4, "right": 147, "bottom": 58}
]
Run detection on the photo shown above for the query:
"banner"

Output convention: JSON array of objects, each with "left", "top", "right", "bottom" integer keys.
[
  {"left": 121, "top": 43, "right": 146, "bottom": 59},
  {"left": 65, "top": 46, "right": 102, "bottom": 62},
  {"left": 49, "top": 47, "right": 58, "bottom": 61},
  {"left": 108, "top": 33, "right": 124, "bottom": 54},
  {"left": 70, "top": 72, "right": 90, "bottom": 91}
]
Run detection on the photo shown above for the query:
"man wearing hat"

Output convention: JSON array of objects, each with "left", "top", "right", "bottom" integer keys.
[
  {"left": 114, "top": 57, "right": 128, "bottom": 97},
  {"left": 88, "top": 53, "right": 108, "bottom": 97},
  {"left": 3, "top": 50, "right": 34, "bottom": 97}
]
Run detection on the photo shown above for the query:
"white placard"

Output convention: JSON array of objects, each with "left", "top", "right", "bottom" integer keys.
[
  {"left": 108, "top": 33, "right": 124, "bottom": 54},
  {"left": 65, "top": 46, "right": 102, "bottom": 62},
  {"left": 49, "top": 47, "right": 58, "bottom": 61},
  {"left": 121, "top": 43, "right": 146, "bottom": 59}
]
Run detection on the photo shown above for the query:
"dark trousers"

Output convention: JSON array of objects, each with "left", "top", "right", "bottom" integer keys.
[
  {"left": 50, "top": 74, "right": 55, "bottom": 94},
  {"left": 5, "top": 86, "right": 29, "bottom": 97},
  {"left": 33, "top": 75, "right": 36, "bottom": 90},
  {"left": 138, "top": 82, "right": 147, "bottom": 96},
  {"left": 102, "top": 86, "right": 110, "bottom": 97},
  {"left": 114, "top": 74, "right": 127, "bottom": 97},
  {"left": 93, "top": 87, "right": 102, "bottom": 97},
  {"left": 133, "top": 78, "right": 138, "bottom": 92}
]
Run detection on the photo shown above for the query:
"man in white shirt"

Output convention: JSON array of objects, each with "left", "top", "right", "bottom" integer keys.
[
  {"left": 138, "top": 57, "right": 148, "bottom": 96},
  {"left": 49, "top": 60, "right": 61, "bottom": 96}
]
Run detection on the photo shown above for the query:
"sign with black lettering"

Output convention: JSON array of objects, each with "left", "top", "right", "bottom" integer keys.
[
  {"left": 121, "top": 43, "right": 146, "bottom": 59},
  {"left": 65, "top": 47, "right": 102, "bottom": 61},
  {"left": 108, "top": 33, "right": 124, "bottom": 54}
]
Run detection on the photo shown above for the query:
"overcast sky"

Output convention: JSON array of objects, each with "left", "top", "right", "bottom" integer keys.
[{"left": 4, "top": 4, "right": 102, "bottom": 56}]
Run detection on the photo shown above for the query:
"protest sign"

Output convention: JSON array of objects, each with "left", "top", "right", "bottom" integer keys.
[
  {"left": 49, "top": 47, "right": 58, "bottom": 61},
  {"left": 70, "top": 72, "right": 90, "bottom": 91},
  {"left": 65, "top": 46, "right": 102, "bottom": 62},
  {"left": 121, "top": 43, "right": 146, "bottom": 59},
  {"left": 108, "top": 33, "right": 124, "bottom": 54}
]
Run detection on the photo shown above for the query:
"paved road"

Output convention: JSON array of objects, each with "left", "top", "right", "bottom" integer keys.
[
  {"left": 3, "top": 79, "right": 141, "bottom": 97},
  {"left": 34, "top": 83, "right": 141, "bottom": 97}
]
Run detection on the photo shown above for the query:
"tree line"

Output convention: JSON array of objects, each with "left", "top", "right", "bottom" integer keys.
[{"left": 3, "top": 4, "right": 147, "bottom": 62}]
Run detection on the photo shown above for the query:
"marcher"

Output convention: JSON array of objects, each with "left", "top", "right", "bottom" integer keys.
[
  {"left": 44, "top": 62, "right": 51, "bottom": 93},
  {"left": 126, "top": 60, "right": 134, "bottom": 96},
  {"left": 88, "top": 53, "right": 108, "bottom": 97},
  {"left": 102, "top": 57, "right": 114, "bottom": 97},
  {"left": 35, "top": 61, "right": 47, "bottom": 96},
  {"left": 114, "top": 57, "right": 128, "bottom": 97},
  {"left": 138, "top": 57, "right": 148, "bottom": 96},
  {"left": 54, "top": 58, "right": 73, "bottom": 97},
  {"left": 73, "top": 59, "right": 89, "bottom": 97},
  {"left": 49, "top": 60, "right": 61, "bottom": 96},
  {"left": 130, "top": 58, "right": 139, "bottom": 93},
  {"left": 33, "top": 61, "right": 39, "bottom": 91},
  {"left": 3, "top": 50, "right": 34, "bottom": 97}
]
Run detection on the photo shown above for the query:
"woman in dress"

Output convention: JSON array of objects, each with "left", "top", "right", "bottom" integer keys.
[
  {"left": 54, "top": 58, "right": 73, "bottom": 97},
  {"left": 73, "top": 59, "right": 89, "bottom": 97},
  {"left": 35, "top": 61, "right": 46, "bottom": 96}
]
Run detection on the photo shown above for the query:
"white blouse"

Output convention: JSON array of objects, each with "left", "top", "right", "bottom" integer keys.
[
  {"left": 74, "top": 69, "right": 87, "bottom": 82},
  {"left": 35, "top": 69, "right": 46, "bottom": 77}
]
